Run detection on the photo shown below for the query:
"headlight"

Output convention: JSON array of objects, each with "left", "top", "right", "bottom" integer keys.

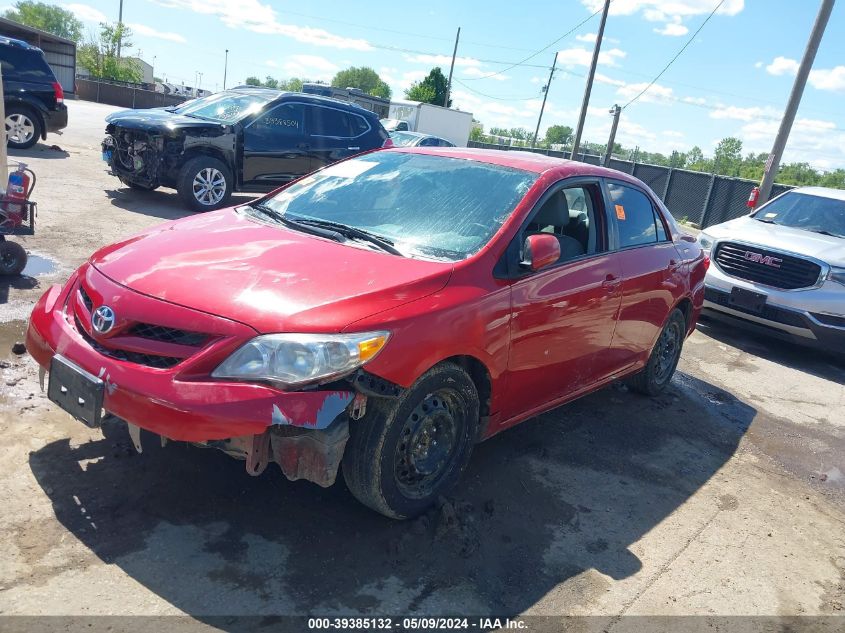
[
  {"left": 212, "top": 331, "right": 390, "bottom": 389},
  {"left": 698, "top": 232, "right": 715, "bottom": 253},
  {"left": 827, "top": 266, "right": 845, "bottom": 286}
]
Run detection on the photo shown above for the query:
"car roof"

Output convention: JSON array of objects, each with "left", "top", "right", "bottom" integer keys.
[
  {"left": 392, "top": 147, "right": 641, "bottom": 179},
  {"left": 791, "top": 186, "right": 845, "bottom": 201},
  {"left": 228, "top": 87, "right": 374, "bottom": 114},
  {"left": 0, "top": 36, "right": 41, "bottom": 52}
]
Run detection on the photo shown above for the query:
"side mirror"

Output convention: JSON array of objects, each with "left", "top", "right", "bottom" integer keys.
[{"left": 521, "top": 233, "right": 560, "bottom": 272}]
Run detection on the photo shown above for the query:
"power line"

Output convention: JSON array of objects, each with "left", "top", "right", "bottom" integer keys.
[
  {"left": 452, "top": 78, "right": 542, "bottom": 101},
  {"left": 622, "top": 0, "right": 726, "bottom": 110},
  {"left": 460, "top": 1, "right": 613, "bottom": 81}
]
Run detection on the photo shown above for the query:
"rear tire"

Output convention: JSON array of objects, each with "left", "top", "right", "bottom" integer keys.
[
  {"left": 626, "top": 308, "right": 686, "bottom": 396},
  {"left": 176, "top": 156, "right": 232, "bottom": 212},
  {"left": 342, "top": 363, "right": 479, "bottom": 519},
  {"left": 0, "top": 241, "right": 27, "bottom": 276},
  {"left": 5, "top": 106, "right": 41, "bottom": 150}
]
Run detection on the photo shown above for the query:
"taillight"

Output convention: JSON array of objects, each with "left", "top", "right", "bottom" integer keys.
[
  {"left": 52, "top": 81, "right": 64, "bottom": 104},
  {"left": 382, "top": 137, "right": 394, "bottom": 148}
]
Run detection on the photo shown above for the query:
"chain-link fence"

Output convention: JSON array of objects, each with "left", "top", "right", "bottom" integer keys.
[{"left": 467, "top": 141, "right": 793, "bottom": 228}]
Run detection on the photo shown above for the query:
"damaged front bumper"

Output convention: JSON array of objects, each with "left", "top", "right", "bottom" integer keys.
[
  {"left": 26, "top": 271, "right": 367, "bottom": 488},
  {"left": 102, "top": 129, "right": 164, "bottom": 188}
]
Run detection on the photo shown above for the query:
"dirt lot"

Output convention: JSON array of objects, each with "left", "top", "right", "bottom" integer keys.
[{"left": 1, "top": 100, "right": 844, "bottom": 624}]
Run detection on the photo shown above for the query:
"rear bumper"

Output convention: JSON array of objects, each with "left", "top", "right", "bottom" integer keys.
[
  {"left": 43, "top": 104, "right": 68, "bottom": 134},
  {"left": 26, "top": 270, "right": 355, "bottom": 442}
]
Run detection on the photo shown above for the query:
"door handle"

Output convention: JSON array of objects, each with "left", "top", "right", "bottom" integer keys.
[
  {"left": 601, "top": 274, "right": 621, "bottom": 291},
  {"left": 347, "top": 146, "right": 360, "bottom": 151}
]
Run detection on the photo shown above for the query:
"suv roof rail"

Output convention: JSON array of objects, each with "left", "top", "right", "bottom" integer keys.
[{"left": 0, "top": 36, "right": 39, "bottom": 51}]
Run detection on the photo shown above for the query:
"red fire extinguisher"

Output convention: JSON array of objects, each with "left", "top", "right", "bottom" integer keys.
[
  {"left": 747, "top": 186, "right": 760, "bottom": 209},
  {"left": 3, "top": 163, "right": 34, "bottom": 227}
]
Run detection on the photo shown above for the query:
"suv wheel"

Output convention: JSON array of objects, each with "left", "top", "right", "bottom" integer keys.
[
  {"left": 342, "top": 362, "right": 479, "bottom": 519},
  {"left": 177, "top": 156, "right": 232, "bottom": 212},
  {"left": 626, "top": 308, "right": 686, "bottom": 396},
  {"left": 0, "top": 240, "right": 27, "bottom": 276},
  {"left": 5, "top": 107, "right": 41, "bottom": 150}
]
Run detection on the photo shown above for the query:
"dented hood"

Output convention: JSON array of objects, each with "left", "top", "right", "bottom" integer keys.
[{"left": 90, "top": 208, "right": 453, "bottom": 333}]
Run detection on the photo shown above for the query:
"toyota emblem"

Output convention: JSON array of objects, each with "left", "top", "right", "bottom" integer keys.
[{"left": 92, "top": 305, "right": 116, "bottom": 334}]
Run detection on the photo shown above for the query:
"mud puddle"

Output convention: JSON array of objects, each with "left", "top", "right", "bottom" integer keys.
[{"left": 22, "top": 254, "right": 59, "bottom": 277}]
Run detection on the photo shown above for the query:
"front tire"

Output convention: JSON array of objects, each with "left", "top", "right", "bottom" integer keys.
[
  {"left": 0, "top": 241, "right": 27, "bottom": 276},
  {"left": 6, "top": 106, "right": 42, "bottom": 150},
  {"left": 626, "top": 308, "right": 686, "bottom": 396},
  {"left": 176, "top": 156, "right": 232, "bottom": 212},
  {"left": 342, "top": 363, "right": 480, "bottom": 519}
]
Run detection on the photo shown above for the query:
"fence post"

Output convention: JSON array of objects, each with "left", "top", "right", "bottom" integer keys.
[
  {"left": 132, "top": 88, "right": 136, "bottom": 109},
  {"left": 701, "top": 173, "right": 717, "bottom": 228},
  {"left": 662, "top": 167, "right": 674, "bottom": 203},
  {"left": 96, "top": 80, "right": 100, "bottom": 103},
  {"left": 629, "top": 160, "right": 636, "bottom": 175}
]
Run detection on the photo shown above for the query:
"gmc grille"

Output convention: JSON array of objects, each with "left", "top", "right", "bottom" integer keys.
[{"left": 714, "top": 242, "right": 822, "bottom": 290}]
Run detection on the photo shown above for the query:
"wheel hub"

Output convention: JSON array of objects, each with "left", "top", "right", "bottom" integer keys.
[{"left": 192, "top": 168, "right": 226, "bottom": 206}]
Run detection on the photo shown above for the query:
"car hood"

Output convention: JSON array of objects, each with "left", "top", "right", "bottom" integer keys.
[
  {"left": 89, "top": 208, "right": 453, "bottom": 333},
  {"left": 105, "top": 108, "right": 227, "bottom": 132},
  {"left": 703, "top": 216, "right": 845, "bottom": 267}
]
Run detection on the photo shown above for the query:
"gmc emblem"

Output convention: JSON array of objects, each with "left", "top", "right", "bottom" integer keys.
[{"left": 743, "top": 251, "right": 782, "bottom": 268}]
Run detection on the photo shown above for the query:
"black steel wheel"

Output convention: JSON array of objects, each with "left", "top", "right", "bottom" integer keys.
[
  {"left": 626, "top": 308, "right": 686, "bottom": 396},
  {"left": 0, "top": 240, "right": 27, "bottom": 276},
  {"left": 343, "top": 362, "right": 480, "bottom": 519}
]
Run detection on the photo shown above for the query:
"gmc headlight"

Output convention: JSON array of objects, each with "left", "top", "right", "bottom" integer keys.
[
  {"left": 212, "top": 331, "right": 390, "bottom": 389},
  {"left": 827, "top": 266, "right": 845, "bottom": 286},
  {"left": 698, "top": 232, "right": 715, "bottom": 254}
]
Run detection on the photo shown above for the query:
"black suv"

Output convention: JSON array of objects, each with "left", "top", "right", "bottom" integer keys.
[
  {"left": 103, "top": 88, "right": 391, "bottom": 211},
  {"left": 0, "top": 36, "right": 68, "bottom": 149}
]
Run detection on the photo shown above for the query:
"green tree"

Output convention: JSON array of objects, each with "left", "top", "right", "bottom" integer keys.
[
  {"left": 405, "top": 67, "right": 449, "bottom": 106},
  {"left": 331, "top": 66, "right": 391, "bottom": 99},
  {"left": 244, "top": 76, "right": 262, "bottom": 86},
  {"left": 278, "top": 77, "right": 304, "bottom": 91},
  {"left": 777, "top": 162, "right": 821, "bottom": 186},
  {"left": 77, "top": 23, "right": 142, "bottom": 83},
  {"left": 3, "top": 0, "right": 83, "bottom": 42},
  {"left": 819, "top": 169, "right": 845, "bottom": 189},
  {"left": 264, "top": 76, "right": 279, "bottom": 89},
  {"left": 469, "top": 125, "right": 485, "bottom": 142},
  {"left": 713, "top": 136, "right": 743, "bottom": 176},
  {"left": 544, "top": 124, "right": 572, "bottom": 146}
]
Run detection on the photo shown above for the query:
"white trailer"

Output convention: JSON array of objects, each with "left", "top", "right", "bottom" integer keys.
[{"left": 386, "top": 100, "right": 473, "bottom": 147}]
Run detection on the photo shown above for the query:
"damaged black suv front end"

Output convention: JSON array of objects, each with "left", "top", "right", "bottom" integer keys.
[{"left": 102, "top": 128, "right": 167, "bottom": 189}]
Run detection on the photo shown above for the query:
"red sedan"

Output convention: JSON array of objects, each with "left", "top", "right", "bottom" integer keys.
[{"left": 27, "top": 148, "right": 708, "bottom": 518}]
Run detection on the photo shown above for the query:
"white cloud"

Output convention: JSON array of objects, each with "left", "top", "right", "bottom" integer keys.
[
  {"left": 556, "top": 46, "right": 626, "bottom": 67},
  {"left": 766, "top": 56, "right": 799, "bottom": 76},
  {"left": 809, "top": 66, "right": 845, "bottom": 92},
  {"left": 663, "top": 130, "right": 685, "bottom": 138},
  {"left": 575, "top": 32, "right": 620, "bottom": 44},
  {"left": 616, "top": 81, "right": 674, "bottom": 104},
  {"left": 582, "top": 0, "right": 744, "bottom": 40},
  {"left": 739, "top": 117, "right": 844, "bottom": 169},
  {"left": 709, "top": 105, "right": 770, "bottom": 122},
  {"left": 268, "top": 54, "right": 339, "bottom": 81},
  {"left": 654, "top": 22, "right": 689, "bottom": 36},
  {"left": 595, "top": 73, "right": 626, "bottom": 87},
  {"left": 404, "top": 54, "right": 481, "bottom": 68},
  {"left": 150, "top": 0, "right": 371, "bottom": 49},
  {"left": 463, "top": 67, "right": 509, "bottom": 81},
  {"left": 62, "top": 3, "right": 107, "bottom": 22},
  {"left": 127, "top": 22, "right": 186, "bottom": 43},
  {"left": 683, "top": 96, "right": 707, "bottom": 105}
]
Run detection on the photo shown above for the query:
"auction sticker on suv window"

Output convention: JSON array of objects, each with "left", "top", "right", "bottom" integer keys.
[{"left": 615, "top": 204, "right": 626, "bottom": 220}]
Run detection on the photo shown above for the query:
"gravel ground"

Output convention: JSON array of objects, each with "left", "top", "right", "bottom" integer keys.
[{"left": 0, "top": 100, "right": 843, "bottom": 626}]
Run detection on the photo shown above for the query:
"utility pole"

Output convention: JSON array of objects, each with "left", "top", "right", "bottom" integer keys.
[
  {"left": 117, "top": 0, "right": 124, "bottom": 58},
  {"left": 758, "top": 0, "right": 835, "bottom": 205},
  {"left": 603, "top": 104, "right": 621, "bottom": 166},
  {"left": 570, "top": 0, "right": 610, "bottom": 160},
  {"left": 198, "top": 72, "right": 203, "bottom": 92},
  {"left": 444, "top": 27, "right": 460, "bottom": 108},
  {"left": 532, "top": 52, "right": 558, "bottom": 148},
  {"left": 223, "top": 49, "right": 229, "bottom": 90}
]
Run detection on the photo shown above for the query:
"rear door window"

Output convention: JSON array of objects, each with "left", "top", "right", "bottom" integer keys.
[
  {"left": 0, "top": 46, "right": 53, "bottom": 81},
  {"left": 309, "top": 106, "right": 363, "bottom": 138},
  {"left": 606, "top": 182, "right": 666, "bottom": 248}
]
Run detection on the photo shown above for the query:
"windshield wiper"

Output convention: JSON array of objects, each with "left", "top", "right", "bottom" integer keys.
[
  {"left": 808, "top": 228, "right": 843, "bottom": 238},
  {"left": 296, "top": 219, "right": 405, "bottom": 256},
  {"left": 251, "top": 204, "right": 345, "bottom": 243},
  {"left": 755, "top": 217, "right": 780, "bottom": 224}
]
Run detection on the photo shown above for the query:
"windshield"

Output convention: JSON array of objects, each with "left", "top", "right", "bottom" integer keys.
[
  {"left": 389, "top": 132, "right": 420, "bottom": 147},
  {"left": 754, "top": 191, "right": 845, "bottom": 238},
  {"left": 258, "top": 151, "right": 537, "bottom": 261},
  {"left": 171, "top": 92, "right": 273, "bottom": 123}
]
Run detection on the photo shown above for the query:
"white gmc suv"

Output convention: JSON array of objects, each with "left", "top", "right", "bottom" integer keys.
[{"left": 698, "top": 186, "right": 844, "bottom": 353}]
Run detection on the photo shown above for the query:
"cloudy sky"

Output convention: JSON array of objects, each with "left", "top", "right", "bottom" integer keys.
[{"left": 64, "top": 0, "right": 844, "bottom": 170}]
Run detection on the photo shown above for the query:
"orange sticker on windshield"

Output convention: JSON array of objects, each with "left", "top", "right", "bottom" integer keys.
[{"left": 615, "top": 204, "right": 626, "bottom": 220}]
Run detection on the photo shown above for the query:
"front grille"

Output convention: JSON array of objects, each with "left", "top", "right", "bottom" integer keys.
[
  {"left": 714, "top": 242, "right": 822, "bottom": 290},
  {"left": 79, "top": 286, "right": 93, "bottom": 312},
  {"left": 704, "top": 287, "right": 809, "bottom": 328},
  {"left": 127, "top": 323, "right": 208, "bottom": 347},
  {"left": 74, "top": 315, "right": 182, "bottom": 369}
]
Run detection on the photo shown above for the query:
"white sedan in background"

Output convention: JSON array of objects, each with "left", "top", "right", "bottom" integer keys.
[{"left": 698, "top": 186, "right": 844, "bottom": 352}]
